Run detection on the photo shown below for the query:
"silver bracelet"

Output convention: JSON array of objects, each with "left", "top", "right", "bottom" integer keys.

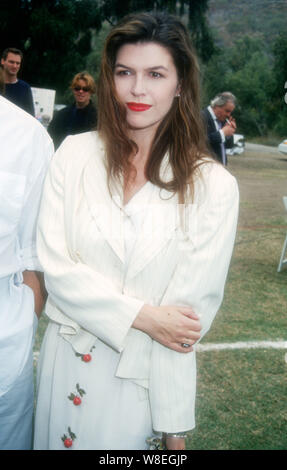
[{"left": 165, "top": 432, "right": 187, "bottom": 439}]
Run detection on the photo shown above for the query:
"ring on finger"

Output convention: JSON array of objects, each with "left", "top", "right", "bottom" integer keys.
[{"left": 181, "top": 343, "right": 190, "bottom": 348}]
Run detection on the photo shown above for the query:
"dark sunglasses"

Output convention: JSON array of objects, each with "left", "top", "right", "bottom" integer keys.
[{"left": 73, "top": 86, "right": 90, "bottom": 92}]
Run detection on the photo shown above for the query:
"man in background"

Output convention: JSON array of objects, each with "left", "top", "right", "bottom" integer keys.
[
  {"left": 201, "top": 92, "right": 237, "bottom": 166},
  {"left": 1, "top": 47, "right": 35, "bottom": 116}
]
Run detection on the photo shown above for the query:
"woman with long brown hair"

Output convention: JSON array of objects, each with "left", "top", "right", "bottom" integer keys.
[{"left": 34, "top": 12, "right": 239, "bottom": 450}]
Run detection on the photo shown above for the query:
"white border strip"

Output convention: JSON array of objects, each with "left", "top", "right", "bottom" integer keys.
[
  {"left": 33, "top": 340, "right": 287, "bottom": 361},
  {"left": 196, "top": 340, "right": 287, "bottom": 352}
]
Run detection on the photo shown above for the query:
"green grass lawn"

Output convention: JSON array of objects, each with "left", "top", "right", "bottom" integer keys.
[
  {"left": 190, "top": 349, "right": 286, "bottom": 450},
  {"left": 34, "top": 145, "right": 287, "bottom": 450},
  {"left": 185, "top": 147, "right": 287, "bottom": 450}
]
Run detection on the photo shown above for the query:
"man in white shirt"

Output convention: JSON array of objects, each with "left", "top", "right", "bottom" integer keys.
[
  {"left": 201, "top": 92, "right": 237, "bottom": 166},
  {"left": 0, "top": 95, "right": 54, "bottom": 449}
]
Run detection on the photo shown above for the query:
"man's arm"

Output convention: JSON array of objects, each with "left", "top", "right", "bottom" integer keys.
[{"left": 23, "top": 271, "right": 47, "bottom": 318}]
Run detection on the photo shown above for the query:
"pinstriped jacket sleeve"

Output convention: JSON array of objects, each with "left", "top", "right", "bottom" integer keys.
[
  {"left": 149, "top": 164, "right": 239, "bottom": 432},
  {"left": 37, "top": 142, "right": 144, "bottom": 353}
]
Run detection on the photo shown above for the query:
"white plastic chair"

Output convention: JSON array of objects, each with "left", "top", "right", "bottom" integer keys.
[{"left": 277, "top": 196, "right": 287, "bottom": 272}]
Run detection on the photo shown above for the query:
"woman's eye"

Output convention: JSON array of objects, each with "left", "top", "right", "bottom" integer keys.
[
  {"left": 150, "top": 72, "right": 162, "bottom": 78},
  {"left": 116, "top": 70, "right": 131, "bottom": 76}
]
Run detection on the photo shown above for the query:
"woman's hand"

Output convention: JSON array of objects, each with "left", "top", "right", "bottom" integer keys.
[{"left": 133, "top": 304, "right": 201, "bottom": 353}]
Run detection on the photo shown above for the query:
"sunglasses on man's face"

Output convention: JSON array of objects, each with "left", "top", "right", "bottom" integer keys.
[{"left": 73, "top": 86, "right": 90, "bottom": 92}]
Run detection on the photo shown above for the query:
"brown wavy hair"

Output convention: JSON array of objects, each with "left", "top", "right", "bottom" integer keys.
[{"left": 97, "top": 12, "right": 208, "bottom": 203}]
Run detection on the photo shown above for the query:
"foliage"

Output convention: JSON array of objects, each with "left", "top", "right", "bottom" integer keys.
[
  {"left": 0, "top": 0, "right": 214, "bottom": 98},
  {"left": 85, "top": 22, "right": 112, "bottom": 84},
  {"left": 201, "top": 34, "right": 287, "bottom": 138},
  {"left": 1, "top": 1, "right": 286, "bottom": 137},
  {"left": 226, "top": 51, "right": 274, "bottom": 136},
  {"left": 208, "top": 0, "right": 287, "bottom": 51},
  {"left": 0, "top": 0, "right": 102, "bottom": 95},
  {"left": 188, "top": 0, "right": 215, "bottom": 63},
  {"left": 271, "top": 33, "right": 287, "bottom": 136},
  {"left": 202, "top": 0, "right": 287, "bottom": 138}
]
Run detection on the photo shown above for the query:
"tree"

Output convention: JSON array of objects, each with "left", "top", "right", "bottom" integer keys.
[
  {"left": 0, "top": 1, "right": 101, "bottom": 95},
  {"left": 0, "top": 0, "right": 214, "bottom": 97},
  {"left": 99, "top": 0, "right": 214, "bottom": 61},
  {"left": 187, "top": 0, "right": 215, "bottom": 63},
  {"left": 271, "top": 33, "right": 287, "bottom": 135},
  {"left": 201, "top": 36, "right": 275, "bottom": 137},
  {"left": 226, "top": 51, "right": 274, "bottom": 136}
]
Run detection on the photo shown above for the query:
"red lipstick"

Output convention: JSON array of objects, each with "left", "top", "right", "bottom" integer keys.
[{"left": 127, "top": 102, "right": 152, "bottom": 112}]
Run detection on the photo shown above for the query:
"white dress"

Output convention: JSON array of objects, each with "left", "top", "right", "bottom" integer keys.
[
  {"left": 0, "top": 96, "right": 53, "bottom": 449},
  {"left": 33, "top": 132, "right": 239, "bottom": 450},
  {"left": 34, "top": 183, "right": 155, "bottom": 450}
]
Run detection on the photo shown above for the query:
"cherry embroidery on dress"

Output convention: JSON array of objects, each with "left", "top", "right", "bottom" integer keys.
[
  {"left": 68, "top": 383, "right": 86, "bottom": 406},
  {"left": 61, "top": 427, "right": 76, "bottom": 448},
  {"left": 75, "top": 346, "right": 95, "bottom": 362}
]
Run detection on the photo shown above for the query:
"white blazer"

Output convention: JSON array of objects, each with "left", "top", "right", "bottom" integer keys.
[{"left": 37, "top": 131, "right": 239, "bottom": 433}]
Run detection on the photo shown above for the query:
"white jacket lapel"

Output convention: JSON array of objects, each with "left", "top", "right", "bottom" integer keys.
[
  {"left": 82, "top": 148, "right": 183, "bottom": 277},
  {"left": 125, "top": 167, "right": 181, "bottom": 281},
  {"left": 82, "top": 153, "right": 125, "bottom": 264}
]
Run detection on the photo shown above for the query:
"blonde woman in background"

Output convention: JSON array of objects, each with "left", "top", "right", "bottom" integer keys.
[{"left": 48, "top": 71, "right": 97, "bottom": 149}]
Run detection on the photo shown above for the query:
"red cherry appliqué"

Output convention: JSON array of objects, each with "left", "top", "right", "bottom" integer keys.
[
  {"left": 82, "top": 353, "right": 91, "bottom": 362},
  {"left": 68, "top": 383, "right": 86, "bottom": 406},
  {"left": 61, "top": 427, "right": 76, "bottom": 448},
  {"left": 75, "top": 346, "right": 95, "bottom": 362},
  {"left": 64, "top": 438, "right": 73, "bottom": 448},
  {"left": 73, "top": 396, "right": 82, "bottom": 406}
]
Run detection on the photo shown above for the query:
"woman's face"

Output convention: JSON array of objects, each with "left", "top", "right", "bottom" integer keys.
[
  {"left": 72, "top": 79, "right": 91, "bottom": 108},
  {"left": 114, "top": 42, "right": 180, "bottom": 136}
]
